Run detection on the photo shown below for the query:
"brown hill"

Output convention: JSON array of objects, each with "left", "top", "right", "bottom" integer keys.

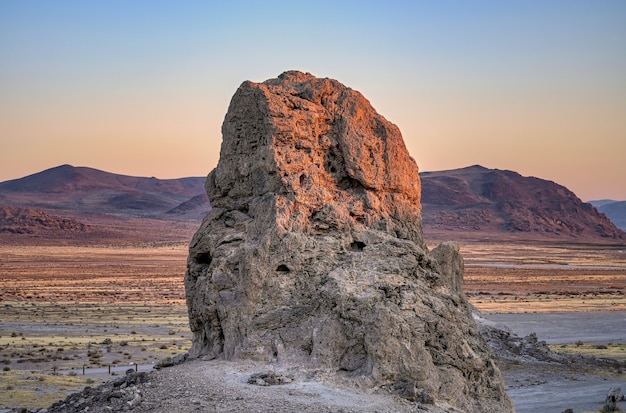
[
  {"left": 591, "top": 200, "right": 626, "bottom": 231},
  {"left": 0, "top": 205, "right": 89, "bottom": 234},
  {"left": 0, "top": 164, "right": 207, "bottom": 219},
  {"left": 420, "top": 165, "right": 625, "bottom": 241}
]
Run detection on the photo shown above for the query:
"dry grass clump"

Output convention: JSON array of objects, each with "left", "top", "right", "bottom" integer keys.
[
  {"left": 0, "top": 370, "right": 101, "bottom": 409},
  {"left": 552, "top": 342, "right": 626, "bottom": 362}
]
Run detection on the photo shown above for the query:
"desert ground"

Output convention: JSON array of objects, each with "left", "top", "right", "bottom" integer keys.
[
  {"left": 0, "top": 243, "right": 191, "bottom": 409},
  {"left": 1, "top": 238, "right": 625, "bottom": 412},
  {"left": 455, "top": 240, "right": 626, "bottom": 413}
]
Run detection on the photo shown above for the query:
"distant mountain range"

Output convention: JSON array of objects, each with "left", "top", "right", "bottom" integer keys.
[
  {"left": 589, "top": 200, "right": 626, "bottom": 232},
  {"left": 0, "top": 164, "right": 624, "bottom": 243},
  {"left": 0, "top": 164, "right": 208, "bottom": 221}
]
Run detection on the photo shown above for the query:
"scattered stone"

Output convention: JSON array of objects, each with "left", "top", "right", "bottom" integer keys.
[
  {"left": 603, "top": 387, "right": 624, "bottom": 412},
  {"left": 154, "top": 353, "right": 187, "bottom": 369},
  {"left": 42, "top": 371, "right": 149, "bottom": 413},
  {"left": 248, "top": 371, "right": 293, "bottom": 386}
]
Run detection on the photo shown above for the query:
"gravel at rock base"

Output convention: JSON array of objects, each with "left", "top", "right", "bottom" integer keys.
[{"left": 35, "top": 358, "right": 463, "bottom": 413}]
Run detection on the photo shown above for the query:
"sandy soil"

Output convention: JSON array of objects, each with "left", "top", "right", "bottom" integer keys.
[
  {"left": 488, "top": 311, "right": 626, "bottom": 413},
  {"left": 459, "top": 241, "right": 626, "bottom": 313},
  {"left": 502, "top": 360, "right": 625, "bottom": 413}
]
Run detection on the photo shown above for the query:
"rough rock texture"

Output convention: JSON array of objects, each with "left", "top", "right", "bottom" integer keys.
[{"left": 185, "top": 71, "right": 513, "bottom": 412}]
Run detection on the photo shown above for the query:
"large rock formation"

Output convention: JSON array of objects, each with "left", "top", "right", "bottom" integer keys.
[{"left": 185, "top": 71, "right": 513, "bottom": 412}]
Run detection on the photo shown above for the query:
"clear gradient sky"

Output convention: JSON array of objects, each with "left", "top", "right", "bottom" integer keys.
[{"left": 1, "top": 1, "right": 625, "bottom": 201}]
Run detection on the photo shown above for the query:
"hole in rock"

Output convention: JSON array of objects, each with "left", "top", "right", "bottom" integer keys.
[
  {"left": 196, "top": 252, "right": 212, "bottom": 265},
  {"left": 238, "top": 204, "right": 249, "bottom": 214},
  {"left": 339, "top": 176, "right": 364, "bottom": 189},
  {"left": 276, "top": 264, "right": 290, "bottom": 273},
  {"left": 350, "top": 241, "right": 366, "bottom": 251},
  {"left": 299, "top": 174, "right": 306, "bottom": 186}
]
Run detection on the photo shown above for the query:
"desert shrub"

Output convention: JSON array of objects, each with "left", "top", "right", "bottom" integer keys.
[
  {"left": 119, "top": 341, "right": 128, "bottom": 347},
  {"left": 101, "top": 338, "right": 112, "bottom": 345},
  {"left": 2, "top": 366, "right": 10, "bottom": 371}
]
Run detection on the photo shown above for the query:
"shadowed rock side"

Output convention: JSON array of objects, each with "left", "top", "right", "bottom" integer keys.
[{"left": 185, "top": 71, "right": 513, "bottom": 412}]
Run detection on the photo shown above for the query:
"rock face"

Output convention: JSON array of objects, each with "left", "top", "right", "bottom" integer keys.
[{"left": 185, "top": 71, "right": 513, "bottom": 412}]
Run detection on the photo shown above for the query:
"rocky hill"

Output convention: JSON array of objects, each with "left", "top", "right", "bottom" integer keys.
[
  {"left": 590, "top": 199, "right": 626, "bottom": 231},
  {"left": 0, "top": 206, "right": 89, "bottom": 234},
  {"left": 420, "top": 165, "right": 625, "bottom": 241},
  {"left": 0, "top": 164, "right": 207, "bottom": 220}
]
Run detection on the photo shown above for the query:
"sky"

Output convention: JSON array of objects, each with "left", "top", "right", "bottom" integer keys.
[{"left": 1, "top": 1, "right": 625, "bottom": 201}]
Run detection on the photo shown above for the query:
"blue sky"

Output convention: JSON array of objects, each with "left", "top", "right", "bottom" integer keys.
[{"left": 1, "top": 1, "right": 625, "bottom": 200}]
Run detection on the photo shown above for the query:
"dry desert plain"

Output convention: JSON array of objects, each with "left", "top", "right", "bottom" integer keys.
[{"left": 1, "top": 236, "right": 625, "bottom": 412}]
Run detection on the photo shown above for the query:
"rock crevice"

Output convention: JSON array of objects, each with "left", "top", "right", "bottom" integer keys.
[{"left": 185, "top": 71, "right": 513, "bottom": 412}]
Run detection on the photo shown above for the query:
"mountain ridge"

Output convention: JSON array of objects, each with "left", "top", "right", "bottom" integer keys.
[
  {"left": 1, "top": 164, "right": 623, "bottom": 243},
  {"left": 0, "top": 164, "right": 208, "bottom": 220},
  {"left": 420, "top": 165, "right": 624, "bottom": 241}
]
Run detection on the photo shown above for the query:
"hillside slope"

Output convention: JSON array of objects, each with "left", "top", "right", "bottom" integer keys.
[
  {"left": 0, "top": 164, "right": 208, "bottom": 219},
  {"left": 590, "top": 200, "right": 626, "bottom": 232},
  {"left": 420, "top": 165, "right": 624, "bottom": 241}
]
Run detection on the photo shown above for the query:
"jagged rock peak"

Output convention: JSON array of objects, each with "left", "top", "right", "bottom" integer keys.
[{"left": 186, "top": 71, "right": 513, "bottom": 412}]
